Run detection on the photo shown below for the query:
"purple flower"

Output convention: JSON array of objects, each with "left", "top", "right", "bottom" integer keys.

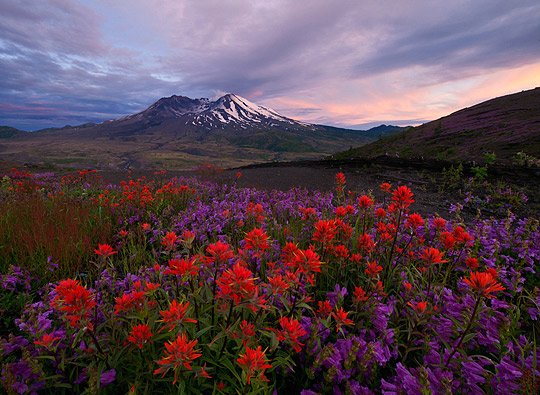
[{"left": 100, "top": 369, "right": 116, "bottom": 386}]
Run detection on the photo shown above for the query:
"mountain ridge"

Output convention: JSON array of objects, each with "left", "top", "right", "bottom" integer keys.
[{"left": 0, "top": 93, "right": 394, "bottom": 170}]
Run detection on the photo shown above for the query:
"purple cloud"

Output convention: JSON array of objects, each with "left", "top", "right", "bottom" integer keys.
[{"left": 1, "top": 0, "right": 539, "bottom": 130}]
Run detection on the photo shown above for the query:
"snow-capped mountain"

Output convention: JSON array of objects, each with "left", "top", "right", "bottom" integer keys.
[
  {"left": 122, "top": 93, "right": 310, "bottom": 131},
  {"left": 9, "top": 92, "right": 389, "bottom": 170}
]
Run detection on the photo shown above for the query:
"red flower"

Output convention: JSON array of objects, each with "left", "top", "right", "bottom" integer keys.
[
  {"left": 465, "top": 257, "right": 479, "bottom": 270},
  {"left": 403, "top": 281, "right": 413, "bottom": 291},
  {"left": 161, "top": 231, "right": 178, "bottom": 250},
  {"left": 127, "top": 324, "right": 153, "bottom": 349},
  {"left": 353, "top": 286, "right": 369, "bottom": 303},
  {"left": 391, "top": 185, "right": 414, "bottom": 209},
  {"left": 238, "top": 319, "right": 256, "bottom": 346},
  {"left": 313, "top": 219, "right": 337, "bottom": 244},
  {"left": 141, "top": 223, "right": 151, "bottom": 231},
  {"left": 406, "top": 213, "right": 424, "bottom": 229},
  {"left": 380, "top": 182, "right": 392, "bottom": 193},
  {"left": 159, "top": 300, "right": 197, "bottom": 332},
  {"left": 332, "top": 244, "right": 349, "bottom": 259},
  {"left": 335, "top": 172, "right": 346, "bottom": 188},
  {"left": 53, "top": 279, "right": 96, "bottom": 328},
  {"left": 165, "top": 258, "right": 199, "bottom": 277},
  {"left": 463, "top": 271, "right": 505, "bottom": 298},
  {"left": 236, "top": 346, "right": 272, "bottom": 385},
  {"left": 94, "top": 244, "right": 117, "bottom": 258},
  {"left": 317, "top": 300, "right": 333, "bottom": 317},
  {"left": 332, "top": 307, "right": 354, "bottom": 332},
  {"left": 365, "top": 261, "right": 383, "bottom": 277},
  {"left": 114, "top": 291, "right": 146, "bottom": 315},
  {"left": 267, "top": 274, "right": 290, "bottom": 294},
  {"left": 34, "top": 333, "right": 61, "bottom": 349},
  {"left": 205, "top": 240, "right": 234, "bottom": 265},
  {"left": 408, "top": 301, "right": 428, "bottom": 314},
  {"left": 433, "top": 217, "right": 447, "bottom": 229},
  {"left": 299, "top": 207, "right": 317, "bottom": 220},
  {"left": 281, "top": 242, "right": 300, "bottom": 264},
  {"left": 375, "top": 207, "right": 387, "bottom": 218},
  {"left": 244, "top": 228, "right": 270, "bottom": 255},
  {"left": 154, "top": 333, "right": 202, "bottom": 384},
  {"left": 440, "top": 231, "right": 456, "bottom": 249},
  {"left": 420, "top": 247, "right": 447, "bottom": 265},
  {"left": 357, "top": 233, "right": 375, "bottom": 255},
  {"left": 335, "top": 206, "right": 348, "bottom": 217},
  {"left": 273, "top": 317, "right": 307, "bottom": 353},
  {"left": 453, "top": 226, "right": 474, "bottom": 245},
  {"left": 289, "top": 248, "right": 323, "bottom": 275},
  {"left": 217, "top": 262, "right": 257, "bottom": 305},
  {"left": 358, "top": 195, "right": 374, "bottom": 208},
  {"left": 181, "top": 230, "right": 196, "bottom": 245}
]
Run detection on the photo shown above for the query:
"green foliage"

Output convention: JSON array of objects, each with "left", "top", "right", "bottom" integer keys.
[
  {"left": 441, "top": 163, "right": 464, "bottom": 190},
  {"left": 471, "top": 165, "right": 488, "bottom": 182},
  {"left": 483, "top": 151, "right": 496, "bottom": 165},
  {"left": 513, "top": 151, "right": 540, "bottom": 167}
]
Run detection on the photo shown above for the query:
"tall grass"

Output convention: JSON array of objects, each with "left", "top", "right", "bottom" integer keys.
[{"left": 0, "top": 193, "right": 115, "bottom": 280}]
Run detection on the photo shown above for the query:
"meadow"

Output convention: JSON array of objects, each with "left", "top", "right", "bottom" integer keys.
[{"left": 0, "top": 167, "right": 538, "bottom": 394}]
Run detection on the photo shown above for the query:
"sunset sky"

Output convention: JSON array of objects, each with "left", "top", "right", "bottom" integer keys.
[{"left": 1, "top": 0, "right": 540, "bottom": 131}]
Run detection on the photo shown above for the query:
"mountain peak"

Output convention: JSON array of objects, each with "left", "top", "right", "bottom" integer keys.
[{"left": 130, "top": 93, "right": 299, "bottom": 128}]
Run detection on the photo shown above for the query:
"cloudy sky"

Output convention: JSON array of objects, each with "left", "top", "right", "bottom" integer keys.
[{"left": 1, "top": 0, "right": 540, "bottom": 131}]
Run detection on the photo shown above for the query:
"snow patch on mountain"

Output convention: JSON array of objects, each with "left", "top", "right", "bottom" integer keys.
[{"left": 130, "top": 93, "right": 309, "bottom": 128}]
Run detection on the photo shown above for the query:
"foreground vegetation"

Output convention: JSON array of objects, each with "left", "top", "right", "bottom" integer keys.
[{"left": 1, "top": 168, "right": 538, "bottom": 394}]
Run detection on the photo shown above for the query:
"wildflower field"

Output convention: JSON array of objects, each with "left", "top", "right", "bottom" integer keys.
[{"left": 0, "top": 168, "right": 538, "bottom": 394}]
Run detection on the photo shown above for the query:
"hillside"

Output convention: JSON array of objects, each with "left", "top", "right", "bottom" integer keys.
[{"left": 334, "top": 88, "right": 540, "bottom": 164}]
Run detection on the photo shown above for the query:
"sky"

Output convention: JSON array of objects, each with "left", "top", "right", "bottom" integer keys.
[{"left": 1, "top": 0, "right": 540, "bottom": 131}]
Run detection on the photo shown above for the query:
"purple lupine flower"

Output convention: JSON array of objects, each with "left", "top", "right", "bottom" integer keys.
[
  {"left": 461, "top": 360, "right": 487, "bottom": 394},
  {"left": 100, "top": 369, "right": 116, "bottom": 386}
]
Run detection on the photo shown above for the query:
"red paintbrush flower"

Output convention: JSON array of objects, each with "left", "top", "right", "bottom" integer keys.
[
  {"left": 53, "top": 279, "right": 96, "bottom": 328},
  {"left": 159, "top": 300, "right": 197, "bottom": 332},
  {"left": 244, "top": 228, "right": 270, "bottom": 255},
  {"left": 357, "top": 233, "right": 375, "bottom": 255},
  {"left": 332, "top": 307, "right": 354, "bottom": 332},
  {"left": 463, "top": 271, "right": 505, "bottom": 298},
  {"left": 205, "top": 240, "right": 234, "bottom": 265},
  {"left": 420, "top": 247, "right": 447, "bottom": 265},
  {"left": 317, "top": 300, "right": 333, "bottom": 317},
  {"left": 154, "top": 333, "right": 202, "bottom": 384},
  {"left": 289, "top": 248, "right": 323, "bottom": 275},
  {"left": 161, "top": 231, "right": 178, "bottom": 250},
  {"left": 272, "top": 317, "right": 307, "bottom": 353},
  {"left": 408, "top": 300, "right": 428, "bottom": 314},
  {"left": 217, "top": 262, "right": 257, "bottom": 305},
  {"left": 406, "top": 213, "right": 424, "bottom": 229},
  {"left": 127, "top": 324, "right": 153, "bottom": 349},
  {"left": 365, "top": 261, "right": 383, "bottom": 277},
  {"left": 34, "top": 333, "right": 61, "bottom": 349},
  {"left": 313, "top": 219, "right": 337, "bottom": 244},
  {"left": 114, "top": 291, "right": 146, "bottom": 315},
  {"left": 465, "top": 257, "right": 479, "bottom": 270},
  {"left": 380, "top": 182, "right": 392, "bottom": 193},
  {"left": 353, "top": 286, "right": 369, "bottom": 303},
  {"left": 94, "top": 244, "right": 117, "bottom": 258},
  {"left": 237, "top": 346, "right": 272, "bottom": 385},
  {"left": 165, "top": 258, "right": 199, "bottom": 277},
  {"left": 391, "top": 185, "right": 414, "bottom": 209},
  {"left": 358, "top": 195, "right": 374, "bottom": 208}
]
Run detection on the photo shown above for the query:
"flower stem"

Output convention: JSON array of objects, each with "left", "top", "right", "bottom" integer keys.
[{"left": 444, "top": 294, "right": 482, "bottom": 368}]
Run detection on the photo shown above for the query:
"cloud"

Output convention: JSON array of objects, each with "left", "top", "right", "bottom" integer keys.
[{"left": 1, "top": 0, "right": 539, "bottom": 130}]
